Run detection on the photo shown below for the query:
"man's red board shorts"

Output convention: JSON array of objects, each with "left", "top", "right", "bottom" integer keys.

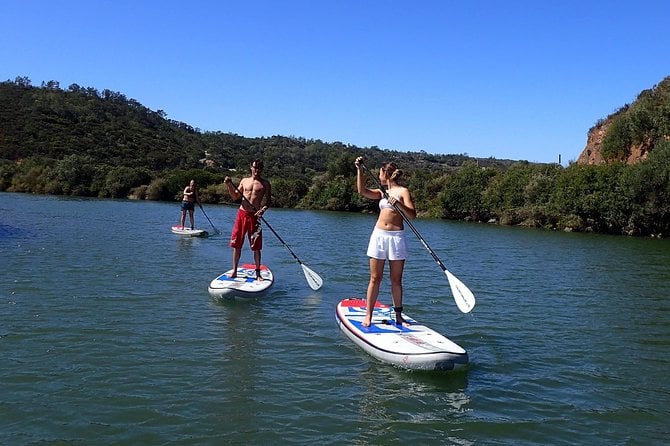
[{"left": 229, "top": 208, "right": 262, "bottom": 251}]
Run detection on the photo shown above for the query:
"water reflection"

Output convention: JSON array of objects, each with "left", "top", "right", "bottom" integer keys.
[
  {"left": 206, "top": 299, "right": 264, "bottom": 435},
  {"left": 352, "top": 359, "right": 470, "bottom": 443}
]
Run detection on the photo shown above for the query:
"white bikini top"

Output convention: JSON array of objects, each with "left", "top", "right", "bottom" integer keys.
[{"left": 379, "top": 196, "right": 395, "bottom": 211}]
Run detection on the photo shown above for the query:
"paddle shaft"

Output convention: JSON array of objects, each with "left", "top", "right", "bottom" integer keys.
[{"left": 198, "top": 203, "right": 220, "bottom": 234}]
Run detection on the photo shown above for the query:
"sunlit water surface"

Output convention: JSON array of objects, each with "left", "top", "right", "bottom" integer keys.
[{"left": 1, "top": 192, "right": 669, "bottom": 445}]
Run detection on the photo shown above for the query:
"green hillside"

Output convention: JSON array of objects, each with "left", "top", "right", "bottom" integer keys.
[{"left": 1, "top": 76, "right": 669, "bottom": 237}]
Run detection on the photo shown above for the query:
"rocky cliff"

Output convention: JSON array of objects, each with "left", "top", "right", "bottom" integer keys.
[
  {"left": 577, "top": 118, "right": 653, "bottom": 165},
  {"left": 577, "top": 76, "right": 669, "bottom": 166}
]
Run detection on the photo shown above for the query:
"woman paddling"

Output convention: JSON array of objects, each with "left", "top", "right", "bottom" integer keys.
[
  {"left": 179, "top": 179, "right": 199, "bottom": 229},
  {"left": 355, "top": 156, "right": 416, "bottom": 327}
]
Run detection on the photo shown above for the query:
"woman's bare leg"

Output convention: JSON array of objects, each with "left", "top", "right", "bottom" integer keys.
[
  {"left": 362, "top": 258, "right": 385, "bottom": 327},
  {"left": 389, "top": 260, "right": 408, "bottom": 326}
]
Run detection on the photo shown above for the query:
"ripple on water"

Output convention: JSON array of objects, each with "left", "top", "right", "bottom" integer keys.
[{"left": 2, "top": 194, "right": 670, "bottom": 444}]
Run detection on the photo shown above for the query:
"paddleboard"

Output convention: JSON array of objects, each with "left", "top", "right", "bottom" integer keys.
[
  {"left": 336, "top": 297, "right": 469, "bottom": 371},
  {"left": 208, "top": 264, "right": 274, "bottom": 299},
  {"left": 171, "top": 226, "right": 208, "bottom": 237}
]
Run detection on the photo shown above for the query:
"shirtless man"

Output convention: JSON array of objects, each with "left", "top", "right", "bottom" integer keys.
[{"left": 224, "top": 159, "right": 272, "bottom": 280}]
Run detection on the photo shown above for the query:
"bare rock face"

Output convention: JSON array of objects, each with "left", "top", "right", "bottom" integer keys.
[
  {"left": 577, "top": 119, "right": 652, "bottom": 165},
  {"left": 577, "top": 121, "right": 609, "bottom": 165}
]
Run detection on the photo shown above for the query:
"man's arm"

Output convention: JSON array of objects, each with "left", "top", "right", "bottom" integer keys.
[
  {"left": 224, "top": 176, "right": 242, "bottom": 201},
  {"left": 262, "top": 180, "right": 272, "bottom": 210}
]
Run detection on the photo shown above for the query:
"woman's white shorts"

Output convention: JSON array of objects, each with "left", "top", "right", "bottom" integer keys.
[{"left": 366, "top": 228, "right": 408, "bottom": 261}]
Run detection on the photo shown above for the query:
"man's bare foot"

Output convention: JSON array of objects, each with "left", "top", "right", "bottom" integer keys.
[
  {"left": 362, "top": 317, "right": 372, "bottom": 327},
  {"left": 255, "top": 269, "right": 263, "bottom": 281},
  {"left": 229, "top": 272, "right": 237, "bottom": 279}
]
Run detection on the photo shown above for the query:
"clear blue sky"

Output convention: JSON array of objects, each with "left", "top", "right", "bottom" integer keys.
[{"left": 2, "top": 1, "right": 669, "bottom": 164}]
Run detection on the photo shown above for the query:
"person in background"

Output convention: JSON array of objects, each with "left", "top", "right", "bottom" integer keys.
[
  {"left": 224, "top": 159, "right": 272, "bottom": 280},
  {"left": 355, "top": 156, "right": 416, "bottom": 327},
  {"left": 179, "top": 179, "right": 199, "bottom": 229}
]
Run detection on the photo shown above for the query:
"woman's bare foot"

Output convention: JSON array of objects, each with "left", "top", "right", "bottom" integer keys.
[
  {"left": 394, "top": 307, "right": 410, "bottom": 327},
  {"left": 395, "top": 315, "right": 410, "bottom": 327}
]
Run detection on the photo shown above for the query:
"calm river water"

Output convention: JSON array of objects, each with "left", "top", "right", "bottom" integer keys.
[{"left": 1, "top": 192, "right": 669, "bottom": 445}]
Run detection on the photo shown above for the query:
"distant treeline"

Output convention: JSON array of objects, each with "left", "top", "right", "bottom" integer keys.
[{"left": 1, "top": 76, "right": 668, "bottom": 237}]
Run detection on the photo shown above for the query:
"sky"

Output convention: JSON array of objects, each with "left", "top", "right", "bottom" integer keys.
[{"left": 2, "top": 1, "right": 669, "bottom": 164}]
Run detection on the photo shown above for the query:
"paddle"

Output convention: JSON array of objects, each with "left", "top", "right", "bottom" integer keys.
[
  {"left": 198, "top": 203, "right": 221, "bottom": 234},
  {"left": 226, "top": 181, "right": 323, "bottom": 291},
  {"left": 359, "top": 161, "right": 476, "bottom": 313}
]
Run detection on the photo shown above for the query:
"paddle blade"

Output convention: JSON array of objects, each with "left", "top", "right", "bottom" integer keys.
[
  {"left": 301, "top": 264, "right": 323, "bottom": 290},
  {"left": 445, "top": 270, "right": 476, "bottom": 313}
]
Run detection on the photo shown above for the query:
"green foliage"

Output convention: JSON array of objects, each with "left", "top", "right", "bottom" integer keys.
[
  {"left": 601, "top": 114, "right": 633, "bottom": 159},
  {"left": 9, "top": 157, "right": 56, "bottom": 194},
  {"left": 440, "top": 162, "right": 496, "bottom": 221},
  {"left": 99, "top": 166, "right": 153, "bottom": 198},
  {"left": 549, "top": 163, "right": 634, "bottom": 233},
  {"left": 601, "top": 77, "right": 670, "bottom": 161},
  {"left": 484, "top": 162, "right": 534, "bottom": 211},
  {"left": 145, "top": 177, "right": 170, "bottom": 201},
  {"left": 298, "top": 173, "right": 359, "bottom": 211},
  {"left": 481, "top": 163, "right": 561, "bottom": 226},
  {"left": 406, "top": 169, "right": 452, "bottom": 218},
  {"left": 624, "top": 139, "right": 670, "bottom": 234},
  {"left": 0, "top": 159, "right": 16, "bottom": 190},
  {"left": 0, "top": 80, "right": 205, "bottom": 170},
  {"left": 50, "top": 154, "right": 100, "bottom": 196},
  {"left": 3, "top": 76, "right": 670, "bottom": 236},
  {"left": 523, "top": 166, "right": 560, "bottom": 207},
  {"left": 271, "top": 177, "right": 310, "bottom": 208},
  {"left": 327, "top": 152, "right": 357, "bottom": 178}
]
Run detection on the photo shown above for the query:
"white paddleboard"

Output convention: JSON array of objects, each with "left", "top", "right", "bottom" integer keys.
[
  {"left": 171, "top": 226, "right": 208, "bottom": 237},
  {"left": 208, "top": 263, "right": 274, "bottom": 299},
  {"left": 336, "top": 297, "right": 469, "bottom": 371}
]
